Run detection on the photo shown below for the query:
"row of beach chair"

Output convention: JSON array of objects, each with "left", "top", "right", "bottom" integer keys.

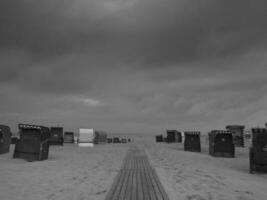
[
  {"left": 0, "top": 124, "right": 108, "bottom": 162},
  {"left": 156, "top": 124, "right": 267, "bottom": 173}
]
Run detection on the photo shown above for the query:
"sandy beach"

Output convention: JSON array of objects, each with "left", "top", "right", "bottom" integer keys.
[
  {"left": 1, "top": 1, "right": 267, "bottom": 199},
  {"left": 142, "top": 137, "right": 267, "bottom": 200},
  {"left": 0, "top": 143, "right": 128, "bottom": 200},
  {"left": 1, "top": 135, "right": 267, "bottom": 200}
]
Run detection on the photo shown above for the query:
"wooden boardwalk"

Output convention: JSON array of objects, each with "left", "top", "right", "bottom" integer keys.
[{"left": 105, "top": 148, "right": 169, "bottom": 200}]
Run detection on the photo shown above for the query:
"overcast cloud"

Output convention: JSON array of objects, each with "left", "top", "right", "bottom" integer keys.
[{"left": 0, "top": 0, "right": 267, "bottom": 133}]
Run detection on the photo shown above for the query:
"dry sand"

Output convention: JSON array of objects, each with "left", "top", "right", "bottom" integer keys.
[
  {"left": 0, "top": 143, "right": 128, "bottom": 200},
  {"left": 1, "top": 135, "right": 267, "bottom": 200},
  {"left": 140, "top": 137, "right": 267, "bottom": 200}
]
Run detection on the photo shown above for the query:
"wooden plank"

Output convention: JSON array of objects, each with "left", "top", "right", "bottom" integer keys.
[
  {"left": 111, "top": 169, "right": 127, "bottom": 200},
  {"left": 105, "top": 147, "right": 169, "bottom": 200},
  {"left": 133, "top": 156, "right": 137, "bottom": 170},
  {"left": 140, "top": 165, "right": 151, "bottom": 200},
  {"left": 151, "top": 168, "right": 170, "bottom": 200},
  {"left": 105, "top": 169, "right": 124, "bottom": 200},
  {"left": 144, "top": 154, "right": 169, "bottom": 200},
  {"left": 136, "top": 171, "right": 144, "bottom": 200},
  {"left": 119, "top": 169, "right": 131, "bottom": 200},
  {"left": 146, "top": 164, "right": 164, "bottom": 200},
  {"left": 124, "top": 170, "right": 134, "bottom": 200},
  {"left": 137, "top": 157, "right": 140, "bottom": 170},
  {"left": 131, "top": 170, "right": 137, "bottom": 200},
  {"left": 124, "top": 156, "right": 130, "bottom": 169},
  {"left": 142, "top": 158, "right": 157, "bottom": 200},
  {"left": 132, "top": 157, "right": 135, "bottom": 170},
  {"left": 139, "top": 156, "right": 144, "bottom": 170}
]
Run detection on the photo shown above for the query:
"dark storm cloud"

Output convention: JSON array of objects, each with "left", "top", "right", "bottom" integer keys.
[
  {"left": 0, "top": 0, "right": 266, "bottom": 63},
  {"left": 1, "top": 0, "right": 267, "bottom": 132}
]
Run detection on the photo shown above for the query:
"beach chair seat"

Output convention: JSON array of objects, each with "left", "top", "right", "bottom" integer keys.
[
  {"left": 184, "top": 132, "right": 201, "bottom": 152},
  {"left": 209, "top": 130, "right": 235, "bottom": 158},
  {"left": 49, "top": 127, "right": 64, "bottom": 146}
]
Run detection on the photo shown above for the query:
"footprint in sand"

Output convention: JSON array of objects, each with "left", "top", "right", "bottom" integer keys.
[
  {"left": 235, "top": 190, "right": 254, "bottom": 200},
  {"left": 95, "top": 190, "right": 107, "bottom": 195}
]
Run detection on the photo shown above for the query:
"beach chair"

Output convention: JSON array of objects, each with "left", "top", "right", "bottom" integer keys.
[
  {"left": 94, "top": 131, "right": 107, "bottom": 144},
  {"left": 49, "top": 127, "right": 64, "bottom": 145},
  {"left": 209, "top": 130, "right": 235, "bottom": 158},
  {"left": 250, "top": 128, "right": 267, "bottom": 173},
  {"left": 166, "top": 130, "right": 182, "bottom": 143},
  {"left": 78, "top": 129, "right": 95, "bottom": 147},
  {"left": 113, "top": 137, "right": 121, "bottom": 143},
  {"left": 0, "top": 125, "right": 11, "bottom": 154},
  {"left": 107, "top": 138, "right": 113, "bottom": 143},
  {"left": 64, "top": 132, "right": 75, "bottom": 143},
  {"left": 155, "top": 135, "right": 163, "bottom": 142},
  {"left": 226, "top": 125, "right": 245, "bottom": 147},
  {"left": 184, "top": 132, "right": 201, "bottom": 152},
  {"left": 121, "top": 138, "right": 127, "bottom": 143},
  {"left": 13, "top": 124, "right": 50, "bottom": 161}
]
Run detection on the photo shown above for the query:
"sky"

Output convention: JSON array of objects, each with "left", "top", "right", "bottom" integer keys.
[{"left": 0, "top": 0, "right": 267, "bottom": 134}]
